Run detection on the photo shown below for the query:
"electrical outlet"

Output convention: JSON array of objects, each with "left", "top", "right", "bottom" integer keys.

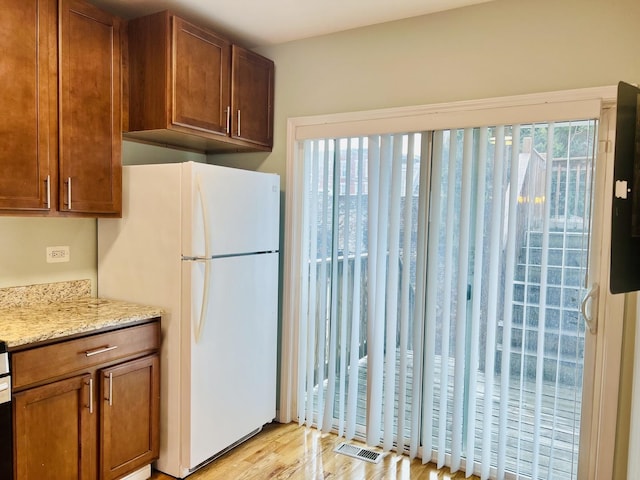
[{"left": 46, "top": 246, "right": 70, "bottom": 263}]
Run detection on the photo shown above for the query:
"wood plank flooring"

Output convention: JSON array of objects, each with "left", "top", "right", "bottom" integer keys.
[{"left": 149, "top": 422, "right": 478, "bottom": 480}]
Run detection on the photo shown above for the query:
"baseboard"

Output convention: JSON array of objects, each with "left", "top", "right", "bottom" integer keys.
[{"left": 120, "top": 465, "right": 152, "bottom": 480}]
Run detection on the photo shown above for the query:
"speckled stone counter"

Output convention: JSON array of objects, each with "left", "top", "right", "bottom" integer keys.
[
  {"left": 0, "top": 279, "right": 92, "bottom": 309},
  {"left": 0, "top": 296, "right": 163, "bottom": 349}
]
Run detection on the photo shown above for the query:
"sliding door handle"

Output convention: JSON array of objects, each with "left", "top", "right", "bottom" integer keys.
[{"left": 581, "top": 283, "right": 599, "bottom": 334}]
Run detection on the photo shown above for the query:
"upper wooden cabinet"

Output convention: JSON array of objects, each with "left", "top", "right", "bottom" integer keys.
[
  {"left": 172, "top": 17, "right": 231, "bottom": 136},
  {"left": 59, "top": 0, "right": 122, "bottom": 215},
  {"left": 231, "top": 45, "right": 274, "bottom": 149},
  {"left": 126, "top": 11, "right": 274, "bottom": 153},
  {"left": 0, "top": 0, "right": 122, "bottom": 217},
  {"left": 0, "top": 0, "right": 57, "bottom": 212}
]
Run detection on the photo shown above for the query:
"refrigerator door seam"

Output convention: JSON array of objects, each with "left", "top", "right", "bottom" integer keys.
[
  {"left": 182, "top": 251, "right": 278, "bottom": 261},
  {"left": 210, "top": 251, "right": 278, "bottom": 260}
]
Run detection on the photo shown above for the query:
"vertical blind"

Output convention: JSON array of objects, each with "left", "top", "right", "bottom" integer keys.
[{"left": 296, "top": 119, "right": 597, "bottom": 480}]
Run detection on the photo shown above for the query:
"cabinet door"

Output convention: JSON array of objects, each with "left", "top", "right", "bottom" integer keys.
[
  {"left": 100, "top": 354, "right": 160, "bottom": 480},
  {"left": 0, "top": 0, "right": 57, "bottom": 212},
  {"left": 231, "top": 46, "right": 274, "bottom": 148},
  {"left": 172, "top": 17, "right": 231, "bottom": 136},
  {"left": 14, "top": 374, "right": 94, "bottom": 480},
  {"left": 58, "top": 0, "right": 122, "bottom": 215}
]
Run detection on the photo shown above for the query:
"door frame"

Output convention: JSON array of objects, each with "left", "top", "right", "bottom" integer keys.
[{"left": 577, "top": 103, "right": 625, "bottom": 480}]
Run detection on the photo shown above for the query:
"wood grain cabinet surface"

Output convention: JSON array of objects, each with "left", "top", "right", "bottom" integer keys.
[
  {"left": 231, "top": 45, "right": 274, "bottom": 149},
  {"left": 0, "top": 0, "right": 57, "bottom": 213},
  {"left": 11, "top": 320, "right": 160, "bottom": 480},
  {"left": 59, "top": 0, "right": 122, "bottom": 216},
  {"left": 126, "top": 11, "right": 274, "bottom": 153},
  {"left": 0, "top": 0, "right": 122, "bottom": 217},
  {"left": 100, "top": 354, "right": 159, "bottom": 480},
  {"left": 13, "top": 374, "right": 94, "bottom": 480}
]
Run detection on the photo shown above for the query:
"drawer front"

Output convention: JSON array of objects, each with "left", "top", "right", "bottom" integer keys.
[{"left": 12, "top": 321, "right": 159, "bottom": 390}]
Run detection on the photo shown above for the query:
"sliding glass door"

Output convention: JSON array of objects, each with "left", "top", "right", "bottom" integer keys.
[
  {"left": 294, "top": 118, "right": 600, "bottom": 479},
  {"left": 423, "top": 121, "right": 596, "bottom": 479}
]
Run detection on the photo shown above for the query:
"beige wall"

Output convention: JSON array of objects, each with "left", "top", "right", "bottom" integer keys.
[
  {"left": 0, "top": 217, "right": 96, "bottom": 292},
  {"left": 1, "top": 0, "right": 639, "bottom": 474},
  {"left": 122, "top": 140, "right": 206, "bottom": 166}
]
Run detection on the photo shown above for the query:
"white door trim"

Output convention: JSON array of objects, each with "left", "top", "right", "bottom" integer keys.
[{"left": 577, "top": 103, "right": 625, "bottom": 480}]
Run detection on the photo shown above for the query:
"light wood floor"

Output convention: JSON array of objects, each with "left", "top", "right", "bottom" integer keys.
[{"left": 149, "top": 422, "right": 478, "bottom": 479}]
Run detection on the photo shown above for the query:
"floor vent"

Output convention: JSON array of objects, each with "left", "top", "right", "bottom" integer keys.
[{"left": 334, "top": 442, "right": 384, "bottom": 464}]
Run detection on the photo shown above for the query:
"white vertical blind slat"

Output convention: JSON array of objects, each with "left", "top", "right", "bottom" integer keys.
[
  {"left": 382, "top": 135, "right": 404, "bottom": 450},
  {"left": 305, "top": 141, "right": 319, "bottom": 426},
  {"left": 411, "top": 133, "right": 431, "bottom": 460},
  {"left": 316, "top": 140, "right": 332, "bottom": 429},
  {"left": 323, "top": 140, "right": 341, "bottom": 432},
  {"left": 451, "top": 128, "right": 474, "bottom": 470},
  {"left": 481, "top": 125, "right": 506, "bottom": 480},
  {"left": 547, "top": 126, "right": 563, "bottom": 471},
  {"left": 437, "top": 130, "right": 458, "bottom": 469},
  {"left": 397, "top": 134, "right": 417, "bottom": 454},
  {"left": 497, "top": 126, "right": 520, "bottom": 478},
  {"left": 466, "top": 127, "right": 489, "bottom": 477},
  {"left": 367, "top": 135, "right": 385, "bottom": 445},
  {"left": 514, "top": 125, "right": 530, "bottom": 477},
  {"left": 531, "top": 124, "right": 551, "bottom": 479},
  {"left": 367, "top": 135, "right": 380, "bottom": 364},
  {"left": 303, "top": 140, "right": 321, "bottom": 426},
  {"left": 346, "top": 138, "right": 365, "bottom": 440},
  {"left": 422, "top": 131, "right": 444, "bottom": 463},
  {"left": 337, "top": 139, "right": 352, "bottom": 436},
  {"left": 312, "top": 141, "right": 325, "bottom": 427}
]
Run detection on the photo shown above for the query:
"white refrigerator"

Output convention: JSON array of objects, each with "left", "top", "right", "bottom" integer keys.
[{"left": 97, "top": 161, "right": 279, "bottom": 478}]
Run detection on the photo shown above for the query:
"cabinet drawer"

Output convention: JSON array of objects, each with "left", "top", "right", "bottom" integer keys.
[{"left": 12, "top": 321, "right": 159, "bottom": 390}]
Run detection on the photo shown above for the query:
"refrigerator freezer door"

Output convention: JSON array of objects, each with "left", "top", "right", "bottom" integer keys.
[
  {"left": 182, "top": 252, "right": 278, "bottom": 470},
  {"left": 184, "top": 162, "right": 280, "bottom": 258}
]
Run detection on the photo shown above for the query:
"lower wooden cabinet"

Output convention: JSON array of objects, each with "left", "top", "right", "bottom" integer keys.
[
  {"left": 11, "top": 321, "right": 160, "bottom": 480},
  {"left": 100, "top": 355, "right": 160, "bottom": 480},
  {"left": 13, "top": 374, "right": 94, "bottom": 479}
]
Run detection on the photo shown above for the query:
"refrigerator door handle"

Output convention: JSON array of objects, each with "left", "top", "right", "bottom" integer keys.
[
  {"left": 195, "top": 173, "right": 212, "bottom": 259},
  {"left": 194, "top": 175, "right": 212, "bottom": 343},
  {"left": 194, "top": 258, "right": 211, "bottom": 343}
]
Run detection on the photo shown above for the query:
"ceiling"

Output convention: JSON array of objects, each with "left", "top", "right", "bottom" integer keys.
[{"left": 90, "top": 0, "right": 495, "bottom": 47}]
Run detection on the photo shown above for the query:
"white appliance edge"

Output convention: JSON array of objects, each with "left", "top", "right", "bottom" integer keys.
[{"left": 98, "top": 162, "right": 279, "bottom": 478}]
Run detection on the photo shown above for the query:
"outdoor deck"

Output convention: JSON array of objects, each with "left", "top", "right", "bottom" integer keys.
[{"left": 313, "top": 351, "right": 580, "bottom": 479}]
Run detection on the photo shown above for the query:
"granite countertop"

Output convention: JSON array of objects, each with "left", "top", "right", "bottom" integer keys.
[{"left": 0, "top": 297, "right": 164, "bottom": 349}]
